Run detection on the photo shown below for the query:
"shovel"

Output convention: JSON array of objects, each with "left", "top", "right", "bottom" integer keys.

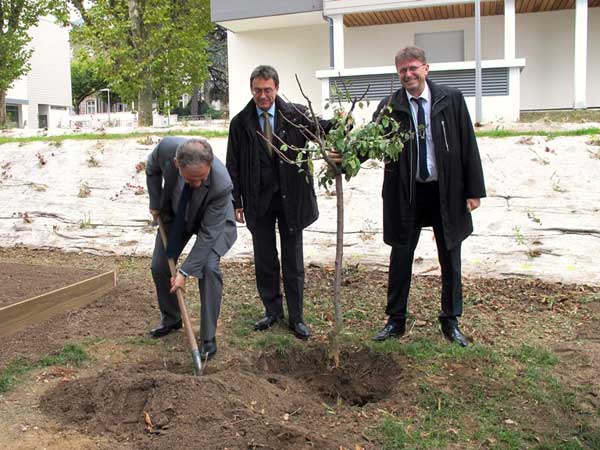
[{"left": 156, "top": 216, "right": 202, "bottom": 376}]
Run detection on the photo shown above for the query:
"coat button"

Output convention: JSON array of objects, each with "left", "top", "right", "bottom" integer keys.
[
  {"left": 280, "top": 161, "right": 284, "bottom": 165},
  {"left": 282, "top": 194, "right": 287, "bottom": 199}
]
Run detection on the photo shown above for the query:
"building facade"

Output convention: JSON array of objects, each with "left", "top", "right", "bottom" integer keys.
[
  {"left": 5, "top": 16, "right": 72, "bottom": 129},
  {"left": 213, "top": 0, "right": 599, "bottom": 123}
]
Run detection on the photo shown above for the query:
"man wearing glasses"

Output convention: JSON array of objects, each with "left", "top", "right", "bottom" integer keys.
[
  {"left": 226, "top": 65, "right": 328, "bottom": 340},
  {"left": 372, "top": 46, "right": 486, "bottom": 346}
]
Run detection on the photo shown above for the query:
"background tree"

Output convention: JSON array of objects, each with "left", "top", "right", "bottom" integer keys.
[
  {"left": 70, "top": 0, "right": 213, "bottom": 126},
  {"left": 0, "top": 0, "right": 67, "bottom": 128},
  {"left": 204, "top": 25, "right": 228, "bottom": 107},
  {"left": 70, "top": 50, "right": 108, "bottom": 112}
]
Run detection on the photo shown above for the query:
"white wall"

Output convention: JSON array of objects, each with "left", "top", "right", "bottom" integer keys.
[
  {"left": 227, "top": 24, "right": 330, "bottom": 117},
  {"left": 227, "top": 8, "right": 600, "bottom": 116},
  {"left": 517, "top": 8, "right": 600, "bottom": 110},
  {"left": 26, "top": 16, "right": 72, "bottom": 128},
  {"left": 6, "top": 78, "right": 28, "bottom": 101},
  {"left": 344, "top": 15, "right": 504, "bottom": 68}
]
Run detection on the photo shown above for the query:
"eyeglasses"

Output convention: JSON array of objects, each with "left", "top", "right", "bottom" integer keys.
[
  {"left": 397, "top": 64, "right": 427, "bottom": 75},
  {"left": 252, "top": 87, "right": 275, "bottom": 96}
]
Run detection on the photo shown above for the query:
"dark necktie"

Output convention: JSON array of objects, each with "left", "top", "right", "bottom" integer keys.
[
  {"left": 262, "top": 111, "right": 273, "bottom": 157},
  {"left": 412, "top": 97, "right": 429, "bottom": 180},
  {"left": 167, "top": 182, "right": 191, "bottom": 259}
]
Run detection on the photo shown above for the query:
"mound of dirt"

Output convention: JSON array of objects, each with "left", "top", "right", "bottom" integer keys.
[{"left": 40, "top": 347, "right": 400, "bottom": 450}]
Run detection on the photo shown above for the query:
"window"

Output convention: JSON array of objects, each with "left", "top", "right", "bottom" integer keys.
[
  {"left": 86, "top": 99, "right": 96, "bottom": 114},
  {"left": 6, "top": 105, "right": 19, "bottom": 128},
  {"left": 415, "top": 31, "right": 464, "bottom": 63}
]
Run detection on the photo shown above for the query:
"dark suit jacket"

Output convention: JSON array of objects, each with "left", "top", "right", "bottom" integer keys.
[
  {"left": 146, "top": 137, "right": 237, "bottom": 277},
  {"left": 226, "top": 96, "right": 327, "bottom": 233},
  {"left": 373, "top": 80, "right": 486, "bottom": 250}
]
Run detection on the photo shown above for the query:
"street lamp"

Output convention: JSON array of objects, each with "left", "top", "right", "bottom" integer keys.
[{"left": 100, "top": 88, "right": 111, "bottom": 124}]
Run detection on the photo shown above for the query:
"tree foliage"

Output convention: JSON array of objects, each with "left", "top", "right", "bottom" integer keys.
[
  {"left": 70, "top": 51, "right": 108, "bottom": 111},
  {"left": 70, "top": 0, "right": 213, "bottom": 126},
  {"left": 0, "top": 0, "right": 67, "bottom": 127}
]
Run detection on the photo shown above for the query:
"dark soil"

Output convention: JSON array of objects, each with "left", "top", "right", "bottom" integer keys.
[
  {"left": 1, "top": 247, "right": 599, "bottom": 450},
  {"left": 39, "top": 348, "right": 399, "bottom": 450},
  {"left": 0, "top": 262, "right": 99, "bottom": 308}
]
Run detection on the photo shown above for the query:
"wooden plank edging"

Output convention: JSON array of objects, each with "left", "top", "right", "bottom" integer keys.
[{"left": 0, "top": 270, "right": 117, "bottom": 338}]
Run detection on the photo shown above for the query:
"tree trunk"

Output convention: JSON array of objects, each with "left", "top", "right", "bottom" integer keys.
[
  {"left": 138, "top": 80, "right": 153, "bottom": 126},
  {"left": 328, "top": 173, "right": 344, "bottom": 367},
  {"left": 128, "top": 0, "right": 152, "bottom": 126},
  {"left": 203, "top": 79, "right": 212, "bottom": 108},
  {"left": 190, "top": 86, "right": 199, "bottom": 116},
  {"left": 0, "top": 89, "right": 7, "bottom": 128}
]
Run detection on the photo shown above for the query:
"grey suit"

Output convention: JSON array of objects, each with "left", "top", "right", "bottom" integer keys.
[{"left": 146, "top": 137, "right": 237, "bottom": 341}]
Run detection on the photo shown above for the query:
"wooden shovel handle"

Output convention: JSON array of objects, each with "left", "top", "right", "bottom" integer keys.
[{"left": 156, "top": 216, "right": 202, "bottom": 375}]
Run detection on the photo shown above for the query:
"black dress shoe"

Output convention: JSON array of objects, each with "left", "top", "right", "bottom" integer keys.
[
  {"left": 441, "top": 324, "right": 469, "bottom": 347},
  {"left": 200, "top": 339, "right": 217, "bottom": 359},
  {"left": 254, "top": 315, "right": 282, "bottom": 331},
  {"left": 149, "top": 320, "right": 182, "bottom": 338},
  {"left": 372, "top": 322, "right": 406, "bottom": 342},
  {"left": 289, "top": 321, "right": 310, "bottom": 340}
]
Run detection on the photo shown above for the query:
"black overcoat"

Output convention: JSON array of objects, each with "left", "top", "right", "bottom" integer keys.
[
  {"left": 226, "top": 96, "right": 324, "bottom": 233},
  {"left": 375, "top": 80, "right": 486, "bottom": 250}
]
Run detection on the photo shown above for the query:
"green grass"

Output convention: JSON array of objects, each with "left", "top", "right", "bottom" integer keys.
[
  {"left": 1, "top": 126, "right": 598, "bottom": 145},
  {"left": 0, "top": 343, "right": 90, "bottom": 393},
  {"left": 0, "top": 129, "right": 228, "bottom": 145},
  {"left": 376, "top": 342, "right": 594, "bottom": 450},
  {"left": 476, "top": 127, "right": 600, "bottom": 139},
  {"left": 519, "top": 109, "right": 600, "bottom": 123},
  {"left": 252, "top": 333, "right": 296, "bottom": 355},
  {"left": 124, "top": 336, "right": 161, "bottom": 346}
]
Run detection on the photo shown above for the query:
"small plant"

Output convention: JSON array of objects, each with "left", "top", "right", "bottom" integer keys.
[
  {"left": 517, "top": 136, "right": 535, "bottom": 145},
  {"left": 137, "top": 135, "right": 154, "bottom": 145},
  {"left": 78, "top": 182, "right": 91, "bottom": 198},
  {"left": 550, "top": 171, "right": 567, "bottom": 193},
  {"left": 586, "top": 136, "right": 600, "bottom": 146},
  {"left": 87, "top": 154, "right": 100, "bottom": 167},
  {"left": 29, "top": 182, "right": 47, "bottom": 192},
  {"left": 49, "top": 140, "right": 62, "bottom": 148},
  {"left": 587, "top": 148, "right": 600, "bottom": 160},
  {"left": 17, "top": 211, "right": 32, "bottom": 224},
  {"left": 35, "top": 151, "right": 47, "bottom": 167},
  {"left": 526, "top": 210, "right": 541, "bottom": 225},
  {"left": 359, "top": 218, "right": 377, "bottom": 242},
  {"left": 513, "top": 224, "right": 542, "bottom": 258},
  {"left": 79, "top": 212, "right": 96, "bottom": 229}
]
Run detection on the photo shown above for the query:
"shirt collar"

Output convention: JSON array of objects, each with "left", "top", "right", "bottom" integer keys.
[
  {"left": 406, "top": 82, "right": 431, "bottom": 104},
  {"left": 256, "top": 102, "right": 276, "bottom": 118}
]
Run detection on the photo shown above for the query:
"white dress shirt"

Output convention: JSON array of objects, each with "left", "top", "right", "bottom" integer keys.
[{"left": 406, "top": 84, "right": 437, "bottom": 182}]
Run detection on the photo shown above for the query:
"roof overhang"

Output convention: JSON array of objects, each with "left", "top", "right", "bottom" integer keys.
[
  {"left": 341, "top": 0, "right": 600, "bottom": 27},
  {"left": 217, "top": 11, "right": 326, "bottom": 33}
]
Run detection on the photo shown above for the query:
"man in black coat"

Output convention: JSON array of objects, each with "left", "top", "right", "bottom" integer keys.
[
  {"left": 372, "top": 46, "right": 486, "bottom": 346},
  {"left": 226, "top": 65, "right": 326, "bottom": 340}
]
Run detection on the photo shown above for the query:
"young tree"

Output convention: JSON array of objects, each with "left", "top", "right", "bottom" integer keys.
[
  {"left": 0, "top": 0, "right": 67, "bottom": 128},
  {"left": 264, "top": 78, "right": 409, "bottom": 365},
  {"left": 70, "top": 0, "right": 213, "bottom": 126}
]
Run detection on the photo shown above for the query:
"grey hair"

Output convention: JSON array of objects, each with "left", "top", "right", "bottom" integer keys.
[
  {"left": 395, "top": 46, "right": 428, "bottom": 66},
  {"left": 175, "top": 138, "right": 214, "bottom": 168},
  {"left": 250, "top": 65, "right": 279, "bottom": 87}
]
